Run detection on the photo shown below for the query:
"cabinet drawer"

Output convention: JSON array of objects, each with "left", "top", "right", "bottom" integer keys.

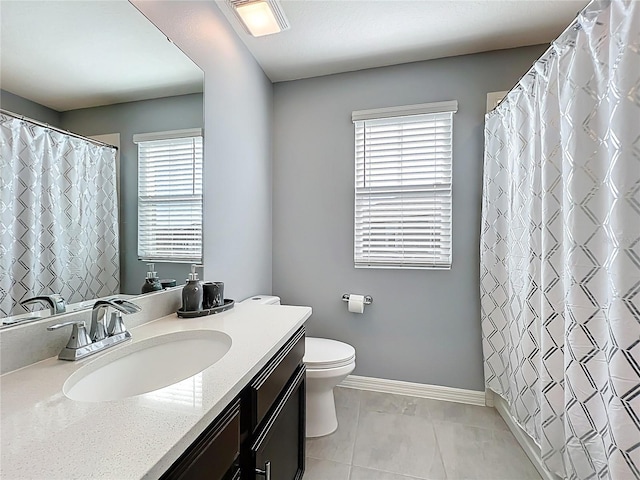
[
  {"left": 250, "top": 327, "right": 305, "bottom": 429},
  {"left": 161, "top": 400, "right": 240, "bottom": 480}
]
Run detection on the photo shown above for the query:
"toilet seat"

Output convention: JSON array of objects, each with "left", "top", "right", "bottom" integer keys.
[{"left": 305, "top": 337, "right": 355, "bottom": 370}]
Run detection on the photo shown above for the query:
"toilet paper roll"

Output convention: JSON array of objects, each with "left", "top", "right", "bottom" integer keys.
[{"left": 348, "top": 294, "right": 365, "bottom": 314}]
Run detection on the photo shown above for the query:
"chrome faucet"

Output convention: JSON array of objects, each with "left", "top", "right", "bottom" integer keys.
[
  {"left": 21, "top": 294, "right": 66, "bottom": 315},
  {"left": 90, "top": 298, "right": 141, "bottom": 342},
  {"left": 47, "top": 298, "right": 141, "bottom": 361}
]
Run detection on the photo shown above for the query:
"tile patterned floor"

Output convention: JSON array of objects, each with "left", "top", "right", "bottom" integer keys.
[{"left": 304, "top": 387, "right": 541, "bottom": 480}]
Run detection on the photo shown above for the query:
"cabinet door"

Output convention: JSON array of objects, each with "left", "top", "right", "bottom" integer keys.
[
  {"left": 162, "top": 400, "right": 241, "bottom": 480},
  {"left": 250, "top": 366, "right": 306, "bottom": 480}
]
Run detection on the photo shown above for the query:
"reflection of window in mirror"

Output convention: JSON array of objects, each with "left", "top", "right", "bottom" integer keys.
[{"left": 134, "top": 129, "right": 203, "bottom": 264}]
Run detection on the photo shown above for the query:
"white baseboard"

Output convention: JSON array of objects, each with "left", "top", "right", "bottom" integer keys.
[
  {"left": 485, "top": 388, "right": 495, "bottom": 407},
  {"left": 492, "top": 392, "right": 562, "bottom": 480},
  {"left": 339, "top": 374, "right": 486, "bottom": 406}
]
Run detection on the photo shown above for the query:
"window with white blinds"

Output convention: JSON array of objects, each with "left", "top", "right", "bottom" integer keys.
[
  {"left": 352, "top": 101, "right": 457, "bottom": 269},
  {"left": 135, "top": 129, "right": 203, "bottom": 263}
]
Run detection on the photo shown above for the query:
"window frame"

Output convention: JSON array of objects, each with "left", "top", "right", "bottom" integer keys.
[{"left": 352, "top": 101, "right": 457, "bottom": 270}]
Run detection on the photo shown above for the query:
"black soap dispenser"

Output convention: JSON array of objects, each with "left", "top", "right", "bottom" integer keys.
[
  {"left": 182, "top": 264, "right": 203, "bottom": 311},
  {"left": 141, "top": 263, "right": 162, "bottom": 294}
]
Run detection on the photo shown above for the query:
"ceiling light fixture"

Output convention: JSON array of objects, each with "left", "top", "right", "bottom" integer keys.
[{"left": 227, "top": 0, "right": 290, "bottom": 37}]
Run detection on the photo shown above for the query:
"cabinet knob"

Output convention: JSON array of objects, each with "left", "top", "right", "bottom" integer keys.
[{"left": 255, "top": 461, "right": 271, "bottom": 480}]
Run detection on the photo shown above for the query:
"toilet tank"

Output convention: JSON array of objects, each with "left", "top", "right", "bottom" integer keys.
[{"left": 240, "top": 295, "right": 281, "bottom": 305}]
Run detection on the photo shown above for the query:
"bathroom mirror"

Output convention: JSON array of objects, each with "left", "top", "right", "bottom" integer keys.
[{"left": 0, "top": 0, "right": 204, "bottom": 325}]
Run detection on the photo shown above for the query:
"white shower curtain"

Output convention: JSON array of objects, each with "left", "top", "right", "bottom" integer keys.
[
  {"left": 0, "top": 112, "right": 120, "bottom": 317},
  {"left": 481, "top": 1, "right": 640, "bottom": 479}
]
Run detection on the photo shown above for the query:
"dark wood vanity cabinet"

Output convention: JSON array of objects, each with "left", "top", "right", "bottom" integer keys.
[
  {"left": 249, "top": 366, "right": 305, "bottom": 480},
  {"left": 162, "top": 327, "right": 306, "bottom": 480},
  {"left": 160, "top": 400, "right": 241, "bottom": 480},
  {"left": 243, "top": 327, "right": 306, "bottom": 480}
]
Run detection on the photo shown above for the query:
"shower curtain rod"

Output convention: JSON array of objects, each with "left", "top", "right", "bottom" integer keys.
[
  {"left": 489, "top": 0, "right": 600, "bottom": 113},
  {"left": 0, "top": 109, "right": 118, "bottom": 150}
]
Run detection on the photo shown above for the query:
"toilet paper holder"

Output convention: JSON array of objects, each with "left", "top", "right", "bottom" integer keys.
[{"left": 342, "top": 293, "right": 373, "bottom": 305}]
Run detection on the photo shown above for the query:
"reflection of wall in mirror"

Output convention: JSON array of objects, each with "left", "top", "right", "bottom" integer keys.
[
  {"left": 2, "top": 90, "right": 204, "bottom": 303},
  {"left": 1, "top": 90, "right": 62, "bottom": 126}
]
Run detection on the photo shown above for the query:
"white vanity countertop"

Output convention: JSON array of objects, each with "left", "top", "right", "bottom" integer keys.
[{"left": 0, "top": 303, "right": 312, "bottom": 480}]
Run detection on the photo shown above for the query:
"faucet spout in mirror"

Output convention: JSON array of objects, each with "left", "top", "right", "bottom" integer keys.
[{"left": 20, "top": 295, "right": 66, "bottom": 315}]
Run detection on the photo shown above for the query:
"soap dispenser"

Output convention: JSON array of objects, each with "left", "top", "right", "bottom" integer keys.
[
  {"left": 141, "top": 263, "right": 162, "bottom": 294},
  {"left": 182, "top": 264, "right": 203, "bottom": 311}
]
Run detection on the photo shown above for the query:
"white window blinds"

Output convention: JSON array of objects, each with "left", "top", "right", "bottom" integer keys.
[
  {"left": 352, "top": 101, "right": 456, "bottom": 269},
  {"left": 135, "top": 130, "right": 203, "bottom": 263}
]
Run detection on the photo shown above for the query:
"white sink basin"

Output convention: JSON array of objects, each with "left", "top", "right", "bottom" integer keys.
[{"left": 63, "top": 330, "right": 232, "bottom": 402}]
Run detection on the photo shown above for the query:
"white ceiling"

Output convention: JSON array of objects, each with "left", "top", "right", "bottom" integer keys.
[
  {"left": 0, "top": 0, "right": 589, "bottom": 112},
  {"left": 217, "top": 0, "right": 590, "bottom": 82},
  {"left": 0, "top": 1, "right": 203, "bottom": 112}
]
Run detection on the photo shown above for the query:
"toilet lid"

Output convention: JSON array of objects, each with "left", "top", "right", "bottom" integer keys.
[{"left": 304, "top": 337, "right": 355, "bottom": 369}]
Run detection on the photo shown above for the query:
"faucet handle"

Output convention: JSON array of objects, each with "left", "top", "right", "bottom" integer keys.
[
  {"left": 47, "top": 320, "right": 83, "bottom": 330},
  {"left": 107, "top": 311, "right": 127, "bottom": 336},
  {"left": 92, "top": 314, "right": 109, "bottom": 342},
  {"left": 47, "top": 321, "right": 91, "bottom": 349}
]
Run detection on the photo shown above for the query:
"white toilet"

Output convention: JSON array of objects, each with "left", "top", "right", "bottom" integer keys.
[{"left": 240, "top": 295, "right": 356, "bottom": 438}]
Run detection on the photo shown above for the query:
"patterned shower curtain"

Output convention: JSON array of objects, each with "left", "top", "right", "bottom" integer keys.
[
  {"left": 0, "top": 112, "right": 120, "bottom": 317},
  {"left": 481, "top": 1, "right": 640, "bottom": 479}
]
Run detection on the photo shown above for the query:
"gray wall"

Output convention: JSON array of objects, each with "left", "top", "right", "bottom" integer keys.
[
  {"left": 272, "top": 45, "right": 546, "bottom": 391},
  {"left": 1, "top": 89, "right": 61, "bottom": 126},
  {"left": 132, "top": 0, "right": 273, "bottom": 301},
  {"left": 61, "top": 93, "right": 204, "bottom": 294}
]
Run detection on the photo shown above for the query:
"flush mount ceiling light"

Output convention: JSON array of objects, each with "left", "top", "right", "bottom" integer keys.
[{"left": 228, "top": 0, "right": 290, "bottom": 37}]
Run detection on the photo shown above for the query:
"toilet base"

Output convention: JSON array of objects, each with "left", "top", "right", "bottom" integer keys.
[
  {"left": 306, "top": 389, "right": 338, "bottom": 438},
  {"left": 305, "top": 362, "right": 355, "bottom": 438}
]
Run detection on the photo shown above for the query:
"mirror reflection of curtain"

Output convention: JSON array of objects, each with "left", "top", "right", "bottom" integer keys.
[{"left": 0, "top": 112, "right": 120, "bottom": 317}]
